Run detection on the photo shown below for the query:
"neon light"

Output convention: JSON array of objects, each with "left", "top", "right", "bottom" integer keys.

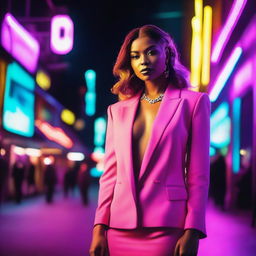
[
  {"left": 3, "top": 62, "right": 35, "bottom": 137},
  {"left": 25, "top": 148, "right": 41, "bottom": 157},
  {"left": 50, "top": 15, "right": 74, "bottom": 54},
  {"left": 36, "top": 70, "right": 51, "bottom": 90},
  {"left": 94, "top": 117, "right": 106, "bottom": 147},
  {"left": 61, "top": 109, "right": 75, "bottom": 125},
  {"left": 41, "top": 148, "right": 62, "bottom": 155},
  {"left": 67, "top": 152, "right": 85, "bottom": 161},
  {"left": 211, "top": 0, "right": 247, "bottom": 63},
  {"left": 90, "top": 167, "right": 104, "bottom": 178},
  {"left": 201, "top": 6, "right": 212, "bottom": 86},
  {"left": 190, "top": 0, "right": 203, "bottom": 89},
  {"left": 1, "top": 13, "right": 40, "bottom": 73},
  {"left": 232, "top": 98, "right": 241, "bottom": 173},
  {"left": 13, "top": 146, "right": 26, "bottom": 155},
  {"left": 209, "top": 47, "right": 242, "bottom": 102},
  {"left": 153, "top": 11, "right": 182, "bottom": 19},
  {"left": 233, "top": 60, "right": 253, "bottom": 97},
  {"left": 210, "top": 147, "right": 216, "bottom": 156},
  {"left": 84, "top": 69, "right": 96, "bottom": 116},
  {"left": 44, "top": 156, "right": 54, "bottom": 165},
  {"left": 91, "top": 147, "right": 105, "bottom": 162},
  {"left": 210, "top": 102, "right": 230, "bottom": 148},
  {"left": 35, "top": 120, "right": 74, "bottom": 149},
  {"left": 74, "top": 119, "right": 85, "bottom": 131}
]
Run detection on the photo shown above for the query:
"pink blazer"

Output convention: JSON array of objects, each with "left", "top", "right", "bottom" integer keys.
[{"left": 94, "top": 84, "right": 211, "bottom": 238}]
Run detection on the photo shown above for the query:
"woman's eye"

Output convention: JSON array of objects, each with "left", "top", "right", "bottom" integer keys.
[
  {"left": 130, "top": 55, "right": 139, "bottom": 59},
  {"left": 147, "top": 50, "right": 157, "bottom": 55}
]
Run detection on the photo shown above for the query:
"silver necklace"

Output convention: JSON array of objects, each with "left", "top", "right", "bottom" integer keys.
[{"left": 140, "top": 93, "right": 164, "bottom": 104}]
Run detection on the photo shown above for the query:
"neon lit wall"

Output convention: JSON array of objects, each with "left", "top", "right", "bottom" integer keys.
[
  {"left": 3, "top": 62, "right": 35, "bottom": 137},
  {"left": 1, "top": 13, "right": 40, "bottom": 73}
]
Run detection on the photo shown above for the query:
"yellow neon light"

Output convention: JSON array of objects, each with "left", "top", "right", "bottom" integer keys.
[
  {"left": 190, "top": 0, "right": 203, "bottom": 91},
  {"left": 201, "top": 5, "right": 212, "bottom": 86},
  {"left": 61, "top": 109, "right": 75, "bottom": 125},
  {"left": 36, "top": 70, "right": 51, "bottom": 90}
]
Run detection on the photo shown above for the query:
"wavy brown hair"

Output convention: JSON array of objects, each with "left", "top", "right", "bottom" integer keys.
[{"left": 111, "top": 24, "right": 190, "bottom": 100}]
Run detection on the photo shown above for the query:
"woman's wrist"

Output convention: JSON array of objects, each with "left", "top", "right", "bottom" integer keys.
[
  {"left": 93, "top": 224, "right": 107, "bottom": 235},
  {"left": 184, "top": 229, "right": 201, "bottom": 239}
]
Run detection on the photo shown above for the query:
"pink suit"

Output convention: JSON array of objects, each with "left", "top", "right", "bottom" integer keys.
[{"left": 94, "top": 85, "right": 211, "bottom": 242}]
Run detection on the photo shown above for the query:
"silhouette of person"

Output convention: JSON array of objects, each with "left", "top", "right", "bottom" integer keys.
[
  {"left": 77, "top": 162, "right": 91, "bottom": 205},
  {"left": 0, "top": 149, "right": 8, "bottom": 205},
  {"left": 44, "top": 164, "right": 57, "bottom": 203},
  {"left": 27, "top": 163, "right": 36, "bottom": 194},
  {"left": 12, "top": 161, "right": 25, "bottom": 204},
  {"left": 210, "top": 151, "right": 227, "bottom": 209},
  {"left": 64, "top": 165, "right": 77, "bottom": 198}
]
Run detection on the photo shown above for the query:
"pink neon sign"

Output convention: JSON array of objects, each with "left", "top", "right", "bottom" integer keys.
[
  {"left": 1, "top": 13, "right": 40, "bottom": 73},
  {"left": 211, "top": 0, "right": 247, "bottom": 63},
  {"left": 50, "top": 15, "right": 74, "bottom": 55},
  {"left": 35, "top": 120, "right": 74, "bottom": 149}
]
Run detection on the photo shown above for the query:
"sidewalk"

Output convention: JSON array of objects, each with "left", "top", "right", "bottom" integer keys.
[{"left": 0, "top": 185, "right": 255, "bottom": 256}]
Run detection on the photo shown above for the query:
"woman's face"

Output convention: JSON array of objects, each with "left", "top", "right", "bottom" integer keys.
[{"left": 130, "top": 36, "right": 167, "bottom": 81}]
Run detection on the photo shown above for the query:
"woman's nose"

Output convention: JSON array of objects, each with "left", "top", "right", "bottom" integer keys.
[{"left": 140, "top": 54, "right": 149, "bottom": 65}]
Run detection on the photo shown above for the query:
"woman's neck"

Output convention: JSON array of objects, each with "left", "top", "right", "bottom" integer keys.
[{"left": 144, "top": 77, "right": 168, "bottom": 97}]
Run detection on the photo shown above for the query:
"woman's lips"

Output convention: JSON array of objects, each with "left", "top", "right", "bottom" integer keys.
[{"left": 140, "top": 68, "right": 153, "bottom": 75}]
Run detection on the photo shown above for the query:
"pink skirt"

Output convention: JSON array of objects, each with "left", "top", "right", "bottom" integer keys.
[{"left": 106, "top": 227, "right": 184, "bottom": 256}]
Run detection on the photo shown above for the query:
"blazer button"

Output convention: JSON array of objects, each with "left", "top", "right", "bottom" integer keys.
[{"left": 153, "top": 180, "right": 161, "bottom": 184}]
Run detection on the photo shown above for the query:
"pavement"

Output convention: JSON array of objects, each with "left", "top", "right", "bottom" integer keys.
[{"left": 0, "top": 184, "right": 255, "bottom": 256}]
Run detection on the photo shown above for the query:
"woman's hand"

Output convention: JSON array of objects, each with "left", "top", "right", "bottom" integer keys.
[
  {"left": 89, "top": 225, "right": 109, "bottom": 256},
  {"left": 174, "top": 229, "right": 200, "bottom": 256}
]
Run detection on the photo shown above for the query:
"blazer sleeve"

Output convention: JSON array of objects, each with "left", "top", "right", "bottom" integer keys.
[
  {"left": 94, "top": 105, "right": 117, "bottom": 227},
  {"left": 184, "top": 93, "right": 211, "bottom": 238}
]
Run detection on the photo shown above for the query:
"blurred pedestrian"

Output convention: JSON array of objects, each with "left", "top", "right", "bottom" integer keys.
[
  {"left": 64, "top": 166, "right": 77, "bottom": 198},
  {"left": 77, "top": 162, "right": 91, "bottom": 205},
  {"left": 12, "top": 160, "right": 25, "bottom": 204},
  {"left": 27, "top": 163, "right": 36, "bottom": 194},
  {"left": 44, "top": 164, "right": 57, "bottom": 203},
  {"left": 210, "top": 150, "right": 227, "bottom": 210},
  {"left": 0, "top": 147, "right": 8, "bottom": 205}
]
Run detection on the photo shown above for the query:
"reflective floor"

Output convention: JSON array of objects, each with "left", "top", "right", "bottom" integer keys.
[{"left": 0, "top": 185, "right": 255, "bottom": 256}]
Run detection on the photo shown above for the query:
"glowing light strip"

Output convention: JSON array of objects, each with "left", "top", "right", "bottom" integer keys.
[
  {"left": 1, "top": 13, "right": 40, "bottom": 73},
  {"left": 190, "top": 0, "right": 203, "bottom": 89},
  {"left": 209, "top": 47, "right": 242, "bottom": 102},
  {"left": 233, "top": 60, "right": 253, "bottom": 97},
  {"left": 35, "top": 120, "right": 74, "bottom": 149},
  {"left": 201, "top": 5, "right": 212, "bottom": 86},
  {"left": 232, "top": 98, "right": 241, "bottom": 173},
  {"left": 211, "top": 0, "right": 247, "bottom": 63}
]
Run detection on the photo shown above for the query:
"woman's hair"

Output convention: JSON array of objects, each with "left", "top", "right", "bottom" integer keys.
[{"left": 111, "top": 24, "right": 191, "bottom": 100}]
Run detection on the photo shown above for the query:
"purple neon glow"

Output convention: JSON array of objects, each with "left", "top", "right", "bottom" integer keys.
[
  {"left": 1, "top": 13, "right": 40, "bottom": 73},
  {"left": 232, "top": 60, "right": 252, "bottom": 98},
  {"left": 209, "top": 47, "right": 242, "bottom": 102},
  {"left": 50, "top": 15, "right": 74, "bottom": 55},
  {"left": 211, "top": 0, "right": 247, "bottom": 63}
]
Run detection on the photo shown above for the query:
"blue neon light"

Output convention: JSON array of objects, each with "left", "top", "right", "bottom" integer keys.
[
  {"left": 84, "top": 69, "right": 96, "bottom": 116},
  {"left": 210, "top": 102, "right": 230, "bottom": 148},
  {"left": 3, "top": 62, "right": 35, "bottom": 137},
  {"left": 232, "top": 97, "right": 241, "bottom": 173}
]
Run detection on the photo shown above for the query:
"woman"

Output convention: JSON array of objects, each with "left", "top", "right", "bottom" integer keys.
[{"left": 90, "top": 24, "right": 210, "bottom": 256}]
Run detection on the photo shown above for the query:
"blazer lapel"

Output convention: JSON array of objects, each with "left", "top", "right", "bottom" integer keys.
[
  {"left": 138, "top": 85, "right": 182, "bottom": 180},
  {"left": 118, "top": 90, "right": 143, "bottom": 202}
]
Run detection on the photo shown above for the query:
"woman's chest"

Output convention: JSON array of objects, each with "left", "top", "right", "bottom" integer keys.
[{"left": 132, "top": 102, "right": 161, "bottom": 141}]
